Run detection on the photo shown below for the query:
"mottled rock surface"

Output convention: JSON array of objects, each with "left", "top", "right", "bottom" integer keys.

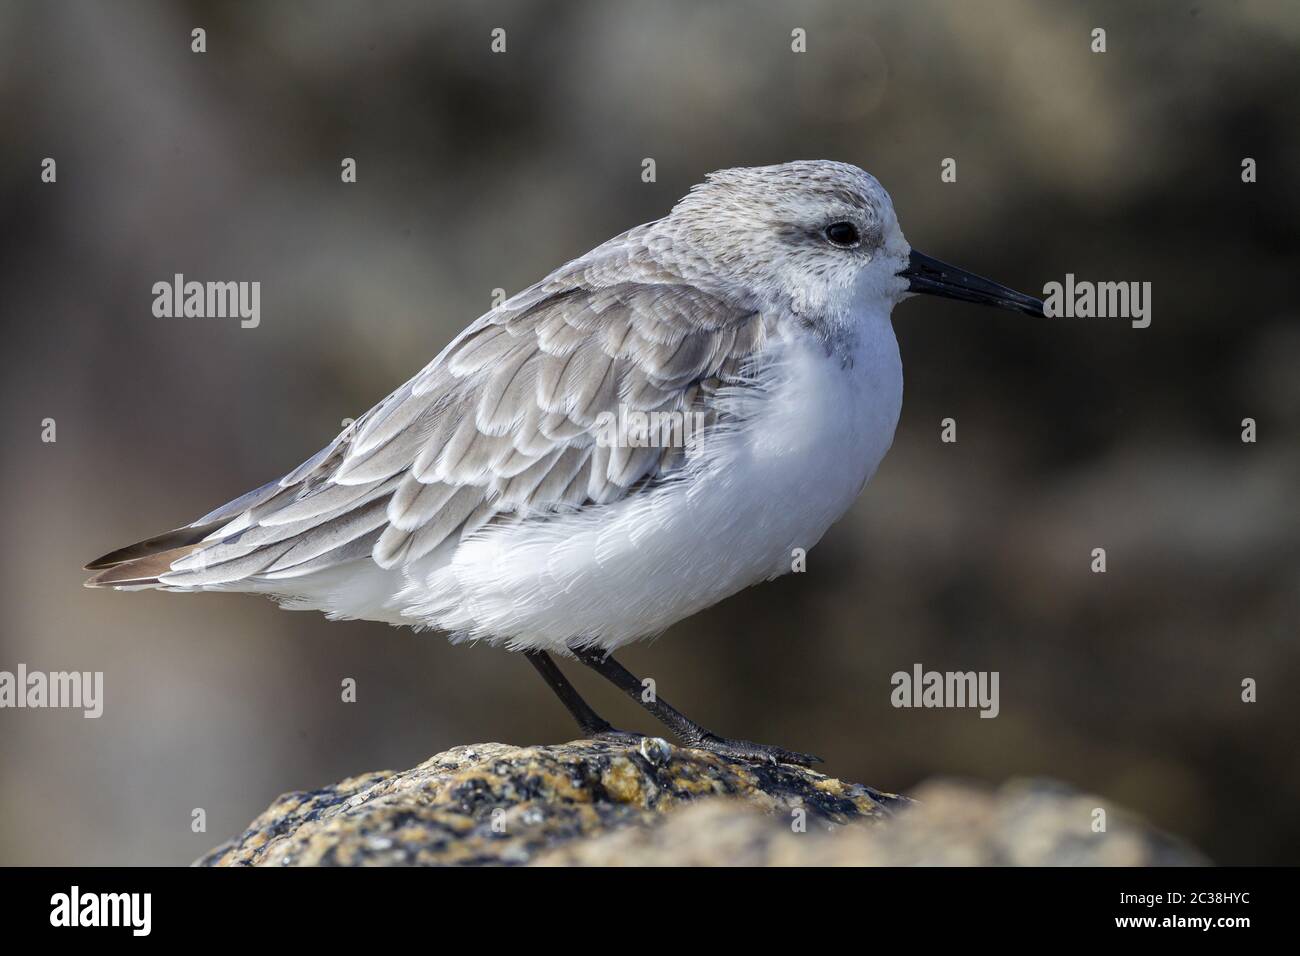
[
  {"left": 197, "top": 739, "right": 1204, "bottom": 866},
  {"left": 197, "top": 739, "right": 904, "bottom": 866}
]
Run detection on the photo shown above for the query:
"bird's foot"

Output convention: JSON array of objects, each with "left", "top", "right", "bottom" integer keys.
[
  {"left": 583, "top": 728, "right": 818, "bottom": 767},
  {"left": 587, "top": 728, "right": 649, "bottom": 748},
  {"left": 586, "top": 729, "right": 675, "bottom": 765},
  {"left": 684, "top": 732, "right": 822, "bottom": 768}
]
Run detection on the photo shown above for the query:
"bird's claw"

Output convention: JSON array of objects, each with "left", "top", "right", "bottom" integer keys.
[{"left": 687, "top": 733, "right": 822, "bottom": 768}]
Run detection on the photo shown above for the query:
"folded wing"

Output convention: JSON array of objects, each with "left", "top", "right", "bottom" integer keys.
[{"left": 86, "top": 230, "right": 767, "bottom": 590}]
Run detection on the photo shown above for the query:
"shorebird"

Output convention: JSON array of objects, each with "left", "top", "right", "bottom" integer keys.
[{"left": 86, "top": 161, "right": 1043, "bottom": 765}]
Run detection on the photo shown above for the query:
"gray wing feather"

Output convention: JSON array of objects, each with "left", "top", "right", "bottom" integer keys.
[{"left": 158, "top": 234, "right": 767, "bottom": 588}]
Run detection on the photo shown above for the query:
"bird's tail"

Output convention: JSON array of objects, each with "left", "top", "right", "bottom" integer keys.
[{"left": 83, "top": 523, "right": 223, "bottom": 588}]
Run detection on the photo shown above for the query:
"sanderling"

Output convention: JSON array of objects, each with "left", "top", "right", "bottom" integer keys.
[{"left": 86, "top": 160, "right": 1044, "bottom": 765}]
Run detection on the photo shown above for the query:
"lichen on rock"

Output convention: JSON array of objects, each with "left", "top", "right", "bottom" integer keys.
[
  {"left": 197, "top": 739, "right": 1204, "bottom": 866},
  {"left": 196, "top": 739, "right": 904, "bottom": 866}
]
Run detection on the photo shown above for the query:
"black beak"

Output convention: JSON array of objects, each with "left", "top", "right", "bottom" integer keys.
[{"left": 898, "top": 249, "right": 1044, "bottom": 318}]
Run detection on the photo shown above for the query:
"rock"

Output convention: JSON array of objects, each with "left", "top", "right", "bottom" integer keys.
[
  {"left": 862, "top": 777, "right": 1207, "bottom": 866},
  {"left": 197, "top": 739, "right": 1204, "bottom": 866},
  {"left": 536, "top": 778, "right": 1205, "bottom": 866},
  {"left": 196, "top": 739, "right": 904, "bottom": 866}
]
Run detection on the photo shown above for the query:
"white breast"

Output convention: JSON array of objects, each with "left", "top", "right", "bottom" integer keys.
[{"left": 400, "top": 310, "right": 903, "bottom": 653}]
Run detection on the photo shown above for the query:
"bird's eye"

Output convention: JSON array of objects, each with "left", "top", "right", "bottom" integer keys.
[{"left": 824, "top": 221, "right": 860, "bottom": 248}]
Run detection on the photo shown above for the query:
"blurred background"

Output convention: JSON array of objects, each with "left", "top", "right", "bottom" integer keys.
[{"left": 1, "top": 0, "right": 1297, "bottom": 865}]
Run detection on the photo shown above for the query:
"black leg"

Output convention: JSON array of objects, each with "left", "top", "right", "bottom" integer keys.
[
  {"left": 524, "top": 650, "right": 613, "bottom": 736},
  {"left": 570, "top": 646, "right": 821, "bottom": 767}
]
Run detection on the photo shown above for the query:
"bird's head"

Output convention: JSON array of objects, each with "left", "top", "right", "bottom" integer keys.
[{"left": 664, "top": 160, "right": 1044, "bottom": 325}]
